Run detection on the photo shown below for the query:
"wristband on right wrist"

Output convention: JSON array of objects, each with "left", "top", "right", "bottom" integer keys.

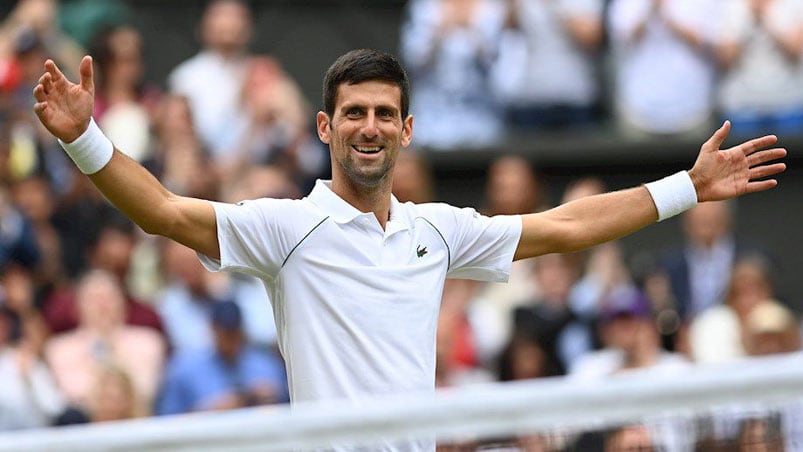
[
  {"left": 644, "top": 171, "right": 698, "bottom": 221},
  {"left": 57, "top": 118, "right": 114, "bottom": 175}
]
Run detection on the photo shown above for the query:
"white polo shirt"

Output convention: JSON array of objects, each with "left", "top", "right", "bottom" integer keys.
[{"left": 199, "top": 180, "right": 521, "bottom": 405}]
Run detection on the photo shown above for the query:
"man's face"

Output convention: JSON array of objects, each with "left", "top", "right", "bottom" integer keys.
[{"left": 317, "top": 80, "right": 413, "bottom": 188}]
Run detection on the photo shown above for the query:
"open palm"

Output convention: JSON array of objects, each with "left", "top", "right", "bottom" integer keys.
[
  {"left": 33, "top": 56, "right": 95, "bottom": 143},
  {"left": 688, "top": 121, "right": 787, "bottom": 203}
]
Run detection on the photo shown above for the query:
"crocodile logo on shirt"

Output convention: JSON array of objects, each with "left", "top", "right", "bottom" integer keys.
[{"left": 416, "top": 245, "right": 428, "bottom": 258}]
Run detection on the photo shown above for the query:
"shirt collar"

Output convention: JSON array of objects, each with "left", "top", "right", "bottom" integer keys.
[{"left": 307, "top": 180, "right": 410, "bottom": 232}]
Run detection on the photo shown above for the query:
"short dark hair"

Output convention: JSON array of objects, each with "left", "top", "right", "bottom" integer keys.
[{"left": 322, "top": 49, "right": 410, "bottom": 119}]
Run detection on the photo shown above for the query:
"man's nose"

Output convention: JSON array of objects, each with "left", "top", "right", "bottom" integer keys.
[{"left": 361, "top": 112, "right": 378, "bottom": 139}]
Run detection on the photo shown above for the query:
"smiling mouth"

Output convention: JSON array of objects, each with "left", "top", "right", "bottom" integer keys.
[{"left": 352, "top": 145, "right": 383, "bottom": 154}]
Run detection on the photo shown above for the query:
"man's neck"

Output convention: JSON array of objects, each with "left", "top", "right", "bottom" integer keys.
[{"left": 331, "top": 177, "right": 392, "bottom": 230}]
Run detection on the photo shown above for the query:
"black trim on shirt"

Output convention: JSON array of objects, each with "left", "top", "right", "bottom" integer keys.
[
  {"left": 416, "top": 217, "right": 450, "bottom": 269},
  {"left": 281, "top": 216, "right": 330, "bottom": 268}
]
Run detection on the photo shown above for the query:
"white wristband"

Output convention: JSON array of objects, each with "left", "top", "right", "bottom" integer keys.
[
  {"left": 57, "top": 118, "right": 114, "bottom": 175},
  {"left": 644, "top": 171, "right": 698, "bottom": 221}
]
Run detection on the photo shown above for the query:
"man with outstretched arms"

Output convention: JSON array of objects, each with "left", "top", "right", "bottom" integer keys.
[{"left": 34, "top": 49, "right": 785, "bottom": 450}]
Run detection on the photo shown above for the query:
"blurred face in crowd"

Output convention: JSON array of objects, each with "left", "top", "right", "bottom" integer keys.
[
  {"left": 727, "top": 258, "right": 772, "bottom": 316},
  {"left": 91, "top": 367, "right": 136, "bottom": 422},
  {"left": 12, "top": 176, "right": 53, "bottom": 223},
  {"left": 106, "top": 26, "right": 143, "bottom": 89},
  {"left": 683, "top": 201, "right": 732, "bottom": 248},
  {"left": 163, "top": 240, "right": 207, "bottom": 294},
  {"left": 77, "top": 271, "right": 126, "bottom": 333},
  {"left": 486, "top": 156, "right": 540, "bottom": 215},
  {"left": 391, "top": 151, "right": 433, "bottom": 204},
  {"left": 317, "top": 80, "right": 413, "bottom": 190},
  {"left": 606, "top": 425, "right": 653, "bottom": 452},
  {"left": 90, "top": 228, "right": 134, "bottom": 282},
  {"left": 533, "top": 253, "right": 574, "bottom": 305},
  {"left": 201, "top": 0, "right": 252, "bottom": 56}
]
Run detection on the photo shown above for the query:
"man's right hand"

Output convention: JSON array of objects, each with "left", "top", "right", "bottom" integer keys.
[{"left": 32, "top": 56, "right": 94, "bottom": 143}]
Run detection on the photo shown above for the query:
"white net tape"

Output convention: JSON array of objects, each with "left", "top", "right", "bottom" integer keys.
[{"left": 1, "top": 353, "right": 802, "bottom": 451}]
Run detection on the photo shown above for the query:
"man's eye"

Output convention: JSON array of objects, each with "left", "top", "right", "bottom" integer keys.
[{"left": 346, "top": 108, "right": 362, "bottom": 116}]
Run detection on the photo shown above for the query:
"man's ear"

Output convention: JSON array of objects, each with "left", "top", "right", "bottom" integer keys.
[
  {"left": 401, "top": 114, "right": 414, "bottom": 148},
  {"left": 316, "top": 111, "right": 331, "bottom": 144}
]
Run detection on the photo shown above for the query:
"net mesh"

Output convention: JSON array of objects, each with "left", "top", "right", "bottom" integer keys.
[{"left": 0, "top": 353, "right": 801, "bottom": 452}]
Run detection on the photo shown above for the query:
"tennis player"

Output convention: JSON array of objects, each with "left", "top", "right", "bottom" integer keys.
[{"left": 34, "top": 49, "right": 785, "bottom": 450}]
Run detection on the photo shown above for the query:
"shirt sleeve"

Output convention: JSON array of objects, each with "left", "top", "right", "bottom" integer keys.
[
  {"left": 197, "top": 198, "right": 309, "bottom": 281},
  {"left": 443, "top": 206, "right": 522, "bottom": 282}
]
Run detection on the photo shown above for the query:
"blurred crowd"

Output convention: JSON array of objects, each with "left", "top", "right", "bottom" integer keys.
[{"left": 0, "top": 0, "right": 801, "bottom": 451}]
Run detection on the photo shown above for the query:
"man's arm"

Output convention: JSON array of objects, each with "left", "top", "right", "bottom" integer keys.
[
  {"left": 33, "top": 56, "right": 220, "bottom": 259},
  {"left": 514, "top": 121, "right": 786, "bottom": 261}
]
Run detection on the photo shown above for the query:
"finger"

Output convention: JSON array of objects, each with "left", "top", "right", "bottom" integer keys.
[
  {"left": 703, "top": 120, "right": 731, "bottom": 151},
  {"left": 79, "top": 55, "right": 94, "bottom": 92},
  {"left": 744, "top": 179, "right": 778, "bottom": 194},
  {"left": 747, "top": 148, "right": 787, "bottom": 167},
  {"left": 33, "top": 102, "right": 47, "bottom": 115},
  {"left": 37, "top": 72, "right": 52, "bottom": 94},
  {"left": 734, "top": 134, "right": 778, "bottom": 156},
  {"left": 33, "top": 84, "right": 47, "bottom": 102},
  {"left": 749, "top": 163, "right": 786, "bottom": 180},
  {"left": 44, "top": 59, "right": 66, "bottom": 83}
]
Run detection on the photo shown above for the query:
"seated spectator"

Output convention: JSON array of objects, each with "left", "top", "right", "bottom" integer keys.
[
  {"left": 497, "top": 332, "right": 561, "bottom": 381},
  {"left": 716, "top": 0, "right": 803, "bottom": 137},
  {"left": 571, "top": 286, "right": 689, "bottom": 379},
  {"left": 513, "top": 253, "right": 593, "bottom": 372},
  {"left": 0, "top": 306, "right": 65, "bottom": 431},
  {"left": 661, "top": 201, "right": 755, "bottom": 322},
  {"left": 391, "top": 150, "right": 434, "bottom": 204},
  {"left": 742, "top": 300, "right": 800, "bottom": 357},
  {"left": 0, "top": 184, "right": 39, "bottom": 270},
  {"left": 688, "top": 255, "right": 777, "bottom": 364},
  {"left": 42, "top": 218, "right": 164, "bottom": 334},
  {"left": 401, "top": 0, "right": 506, "bottom": 149},
  {"left": 157, "top": 239, "right": 234, "bottom": 352},
  {"left": 492, "top": 0, "right": 604, "bottom": 129},
  {"left": 44, "top": 270, "right": 165, "bottom": 413},
  {"left": 605, "top": 425, "right": 654, "bottom": 452},
  {"left": 87, "top": 365, "right": 139, "bottom": 422},
  {"left": 157, "top": 301, "right": 288, "bottom": 415}
]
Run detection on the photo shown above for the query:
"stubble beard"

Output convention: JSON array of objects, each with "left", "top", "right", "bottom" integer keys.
[{"left": 338, "top": 153, "right": 393, "bottom": 190}]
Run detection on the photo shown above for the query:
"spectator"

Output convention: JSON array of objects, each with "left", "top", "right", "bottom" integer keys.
[
  {"left": 11, "top": 175, "right": 64, "bottom": 290},
  {"left": 391, "top": 150, "right": 434, "bottom": 204},
  {"left": 227, "top": 56, "right": 325, "bottom": 189},
  {"left": 90, "top": 24, "right": 160, "bottom": 163},
  {"left": 87, "top": 365, "right": 139, "bottom": 422},
  {"left": 168, "top": 0, "right": 252, "bottom": 159},
  {"left": 0, "top": 307, "right": 65, "bottom": 431},
  {"left": 156, "top": 239, "right": 233, "bottom": 352},
  {"left": 157, "top": 301, "right": 288, "bottom": 415},
  {"left": 0, "top": 183, "right": 39, "bottom": 270},
  {"left": 513, "top": 253, "right": 593, "bottom": 372},
  {"left": 687, "top": 255, "right": 776, "bottom": 364},
  {"left": 570, "top": 286, "right": 689, "bottom": 379},
  {"left": 605, "top": 425, "right": 655, "bottom": 452},
  {"left": 44, "top": 270, "right": 165, "bottom": 413},
  {"left": 661, "top": 201, "right": 752, "bottom": 322},
  {"left": 476, "top": 155, "right": 547, "bottom": 341},
  {"left": 608, "top": 0, "right": 718, "bottom": 135},
  {"left": 400, "top": 0, "right": 506, "bottom": 149},
  {"left": 716, "top": 0, "right": 803, "bottom": 137},
  {"left": 150, "top": 94, "right": 218, "bottom": 200},
  {"left": 742, "top": 299, "right": 800, "bottom": 357},
  {"left": 492, "top": 0, "right": 604, "bottom": 129},
  {"left": 497, "top": 332, "right": 561, "bottom": 381},
  {"left": 42, "top": 218, "right": 164, "bottom": 335}
]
